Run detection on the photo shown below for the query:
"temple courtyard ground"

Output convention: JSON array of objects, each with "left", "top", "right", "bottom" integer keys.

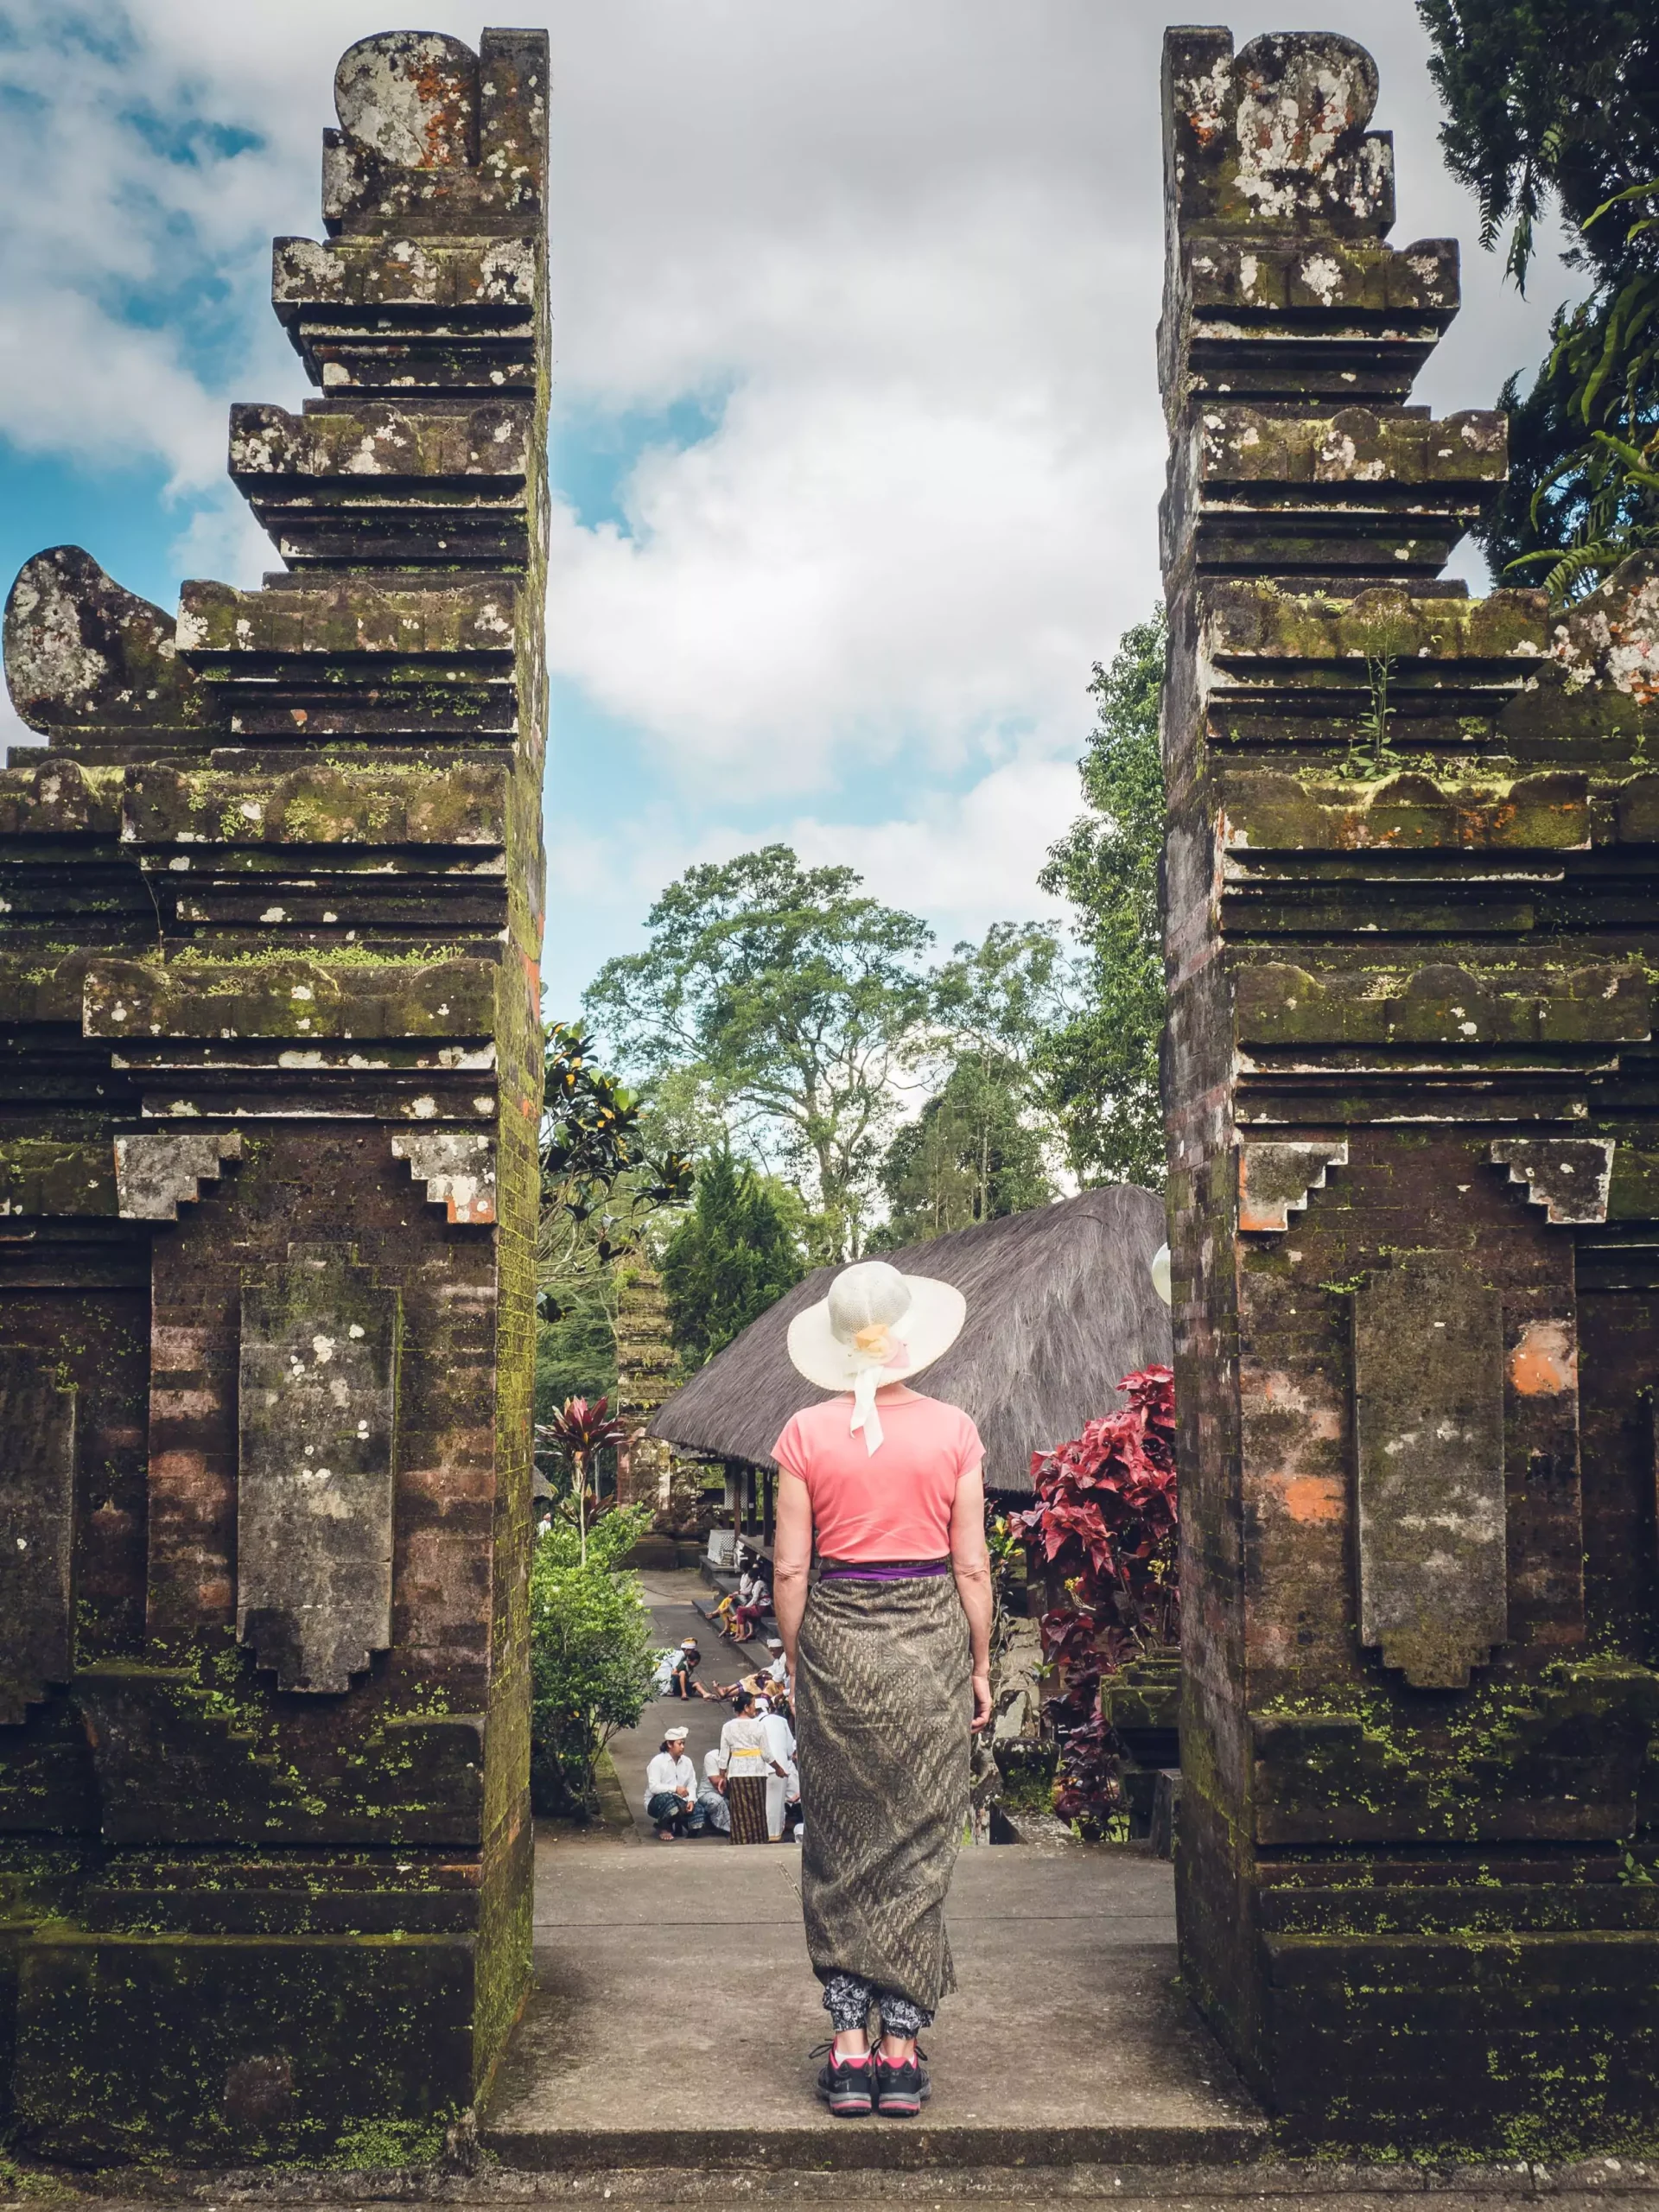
[
  {"left": 496, "top": 1571, "right": 1257, "bottom": 2164},
  {"left": 486, "top": 1830, "right": 1258, "bottom": 2168},
  {"left": 23, "top": 1573, "right": 1659, "bottom": 2202}
]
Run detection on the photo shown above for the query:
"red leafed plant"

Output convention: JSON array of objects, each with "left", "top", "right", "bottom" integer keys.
[
  {"left": 1007, "top": 1366, "right": 1177, "bottom": 1832},
  {"left": 537, "top": 1395, "right": 632, "bottom": 1565}
]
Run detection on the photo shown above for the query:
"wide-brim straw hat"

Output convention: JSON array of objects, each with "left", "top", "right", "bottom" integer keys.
[{"left": 785, "top": 1258, "right": 966, "bottom": 1395}]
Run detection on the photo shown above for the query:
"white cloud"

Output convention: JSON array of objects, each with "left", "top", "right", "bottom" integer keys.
[
  {"left": 790, "top": 757, "right": 1077, "bottom": 950},
  {"left": 549, "top": 365, "right": 1152, "bottom": 794},
  {"left": 536, "top": 0, "right": 1589, "bottom": 814},
  {"left": 0, "top": 1, "right": 1600, "bottom": 977}
]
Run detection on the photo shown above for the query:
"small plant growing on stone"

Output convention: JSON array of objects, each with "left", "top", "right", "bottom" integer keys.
[{"left": 1354, "top": 607, "right": 1412, "bottom": 773}]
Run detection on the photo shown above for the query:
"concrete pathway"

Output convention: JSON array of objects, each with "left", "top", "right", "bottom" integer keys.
[
  {"left": 608, "top": 1567, "right": 773, "bottom": 1841},
  {"left": 482, "top": 1832, "right": 1264, "bottom": 2171}
]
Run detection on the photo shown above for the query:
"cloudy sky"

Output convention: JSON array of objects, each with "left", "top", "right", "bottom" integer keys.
[{"left": 0, "top": 2, "right": 1586, "bottom": 1018}]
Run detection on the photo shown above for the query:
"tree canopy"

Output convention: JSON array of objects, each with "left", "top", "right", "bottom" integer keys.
[
  {"left": 662, "top": 1148, "right": 807, "bottom": 1367},
  {"left": 875, "top": 1052, "right": 1053, "bottom": 1246},
  {"left": 1036, "top": 613, "right": 1168, "bottom": 1188},
  {"left": 535, "top": 1024, "right": 693, "bottom": 1422},
  {"left": 583, "top": 845, "right": 932, "bottom": 1258},
  {"left": 538, "top": 1022, "right": 691, "bottom": 1319},
  {"left": 1418, "top": 2, "right": 1659, "bottom": 289},
  {"left": 1418, "top": 4, "right": 1659, "bottom": 596},
  {"left": 929, "top": 919, "right": 1070, "bottom": 1072}
]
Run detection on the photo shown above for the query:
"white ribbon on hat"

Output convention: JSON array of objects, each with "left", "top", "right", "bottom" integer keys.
[{"left": 848, "top": 1322, "right": 908, "bottom": 1456}]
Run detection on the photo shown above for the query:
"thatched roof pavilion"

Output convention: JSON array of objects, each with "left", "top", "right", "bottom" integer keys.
[{"left": 650, "top": 1185, "right": 1171, "bottom": 1497}]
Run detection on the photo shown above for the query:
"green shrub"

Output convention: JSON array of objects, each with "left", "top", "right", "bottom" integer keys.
[{"left": 529, "top": 1505, "right": 658, "bottom": 1818}]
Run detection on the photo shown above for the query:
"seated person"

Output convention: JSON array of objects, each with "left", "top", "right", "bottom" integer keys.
[
  {"left": 644, "top": 1726, "right": 696, "bottom": 1840},
  {"left": 695, "top": 1745, "right": 730, "bottom": 1836},
  {"left": 717, "top": 1567, "right": 760, "bottom": 1641},
  {"left": 669, "top": 1638, "right": 703, "bottom": 1698},
  {"left": 733, "top": 1662, "right": 773, "bottom": 1700},
  {"left": 728, "top": 1574, "right": 772, "bottom": 1643}
]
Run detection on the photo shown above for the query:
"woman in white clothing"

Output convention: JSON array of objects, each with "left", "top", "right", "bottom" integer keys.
[
  {"left": 719, "top": 1688, "right": 785, "bottom": 1845},
  {"left": 644, "top": 1725, "right": 696, "bottom": 1840}
]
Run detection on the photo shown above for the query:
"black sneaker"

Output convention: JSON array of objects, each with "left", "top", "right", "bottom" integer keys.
[
  {"left": 812, "top": 2044, "right": 874, "bottom": 2116},
  {"left": 875, "top": 2046, "right": 930, "bottom": 2117}
]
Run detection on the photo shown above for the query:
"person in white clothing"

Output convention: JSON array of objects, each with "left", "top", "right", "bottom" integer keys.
[
  {"left": 695, "top": 1745, "right": 730, "bottom": 1836},
  {"left": 644, "top": 1724, "right": 696, "bottom": 1840},
  {"left": 719, "top": 1688, "right": 784, "bottom": 1844},
  {"left": 757, "top": 1697, "right": 798, "bottom": 1842}
]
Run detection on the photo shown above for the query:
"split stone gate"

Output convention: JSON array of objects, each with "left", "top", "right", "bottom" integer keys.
[
  {"left": 1162, "top": 26, "right": 1659, "bottom": 2152},
  {"left": 0, "top": 29, "right": 548, "bottom": 2159},
  {"left": 1, "top": 13, "right": 1658, "bottom": 2165}
]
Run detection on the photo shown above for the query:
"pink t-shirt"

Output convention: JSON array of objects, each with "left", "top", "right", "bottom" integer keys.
[{"left": 771, "top": 1389, "right": 983, "bottom": 1562}]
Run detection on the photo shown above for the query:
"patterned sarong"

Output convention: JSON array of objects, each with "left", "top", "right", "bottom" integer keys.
[
  {"left": 726, "top": 1774, "right": 769, "bottom": 1845},
  {"left": 794, "top": 1570, "right": 971, "bottom": 2011}
]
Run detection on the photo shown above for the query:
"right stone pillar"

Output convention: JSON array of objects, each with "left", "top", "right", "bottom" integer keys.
[{"left": 1160, "top": 27, "right": 1659, "bottom": 2151}]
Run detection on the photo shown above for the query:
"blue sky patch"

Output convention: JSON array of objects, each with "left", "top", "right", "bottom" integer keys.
[
  {"left": 119, "top": 105, "right": 263, "bottom": 168},
  {"left": 0, "top": 439, "right": 184, "bottom": 615},
  {"left": 550, "top": 389, "right": 728, "bottom": 535}
]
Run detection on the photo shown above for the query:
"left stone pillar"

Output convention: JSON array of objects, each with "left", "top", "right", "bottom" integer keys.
[{"left": 0, "top": 29, "right": 549, "bottom": 2161}]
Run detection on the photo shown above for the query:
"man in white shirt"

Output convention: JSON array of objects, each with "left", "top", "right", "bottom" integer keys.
[
  {"left": 756, "top": 1697, "right": 798, "bottom": 1842},
  {"left": 643, "top": 1725, "right": 696, "bottom": 1840},
  {"left": 695, "top": 1745, "right": 730, "bottom": 1835}
]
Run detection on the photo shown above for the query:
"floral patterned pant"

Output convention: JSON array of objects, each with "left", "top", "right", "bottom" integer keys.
[{"left": 820, "top": 1972, "right": 932, "bottom": 2039}]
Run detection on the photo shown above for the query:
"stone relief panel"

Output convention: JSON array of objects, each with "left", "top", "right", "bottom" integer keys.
[
  {"left": 1352, "top": 1251, "right": 1508, "bottom": 1688},
  {"left": 115, "top": 1132, "right": 243, "bottom": 1221},
  {"left": 1236, "top": 1138, "right": 1348, "bottom": 1232},
  {"left": 390, "top": 1130, "right": 495, "bottom": 1225},
  {"left": 0, "top": 1351, "right": 77, "bottom": 1726},
  {"left": 237, "top": 1248, "right": 400, "bottom": 1694}
]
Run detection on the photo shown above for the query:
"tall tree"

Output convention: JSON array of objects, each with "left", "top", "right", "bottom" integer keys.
[
  {"left": 929, "top": 919, "right": 1071, "bottom": 1072},
  {"left": 875, "top": 1053, "right": 1053, "bottom": 1246},
  {"left": 1418, "top": 3, "right": 1659, "bottom": 596},
  {"left": 662, "top": 1149, "right": 807, "bottom": 1367},
  {"left": 535, "top": 1024, "right": 693, "bottom": 1427},
  {"left": 878, "top": 918, "right": 1068, "bottom": 1243},
  {"left": 537, "top": 1021, "right": 691, "bottom": 1322},
  {"left": 584, "top": 846, "right": 932, "bottom": 1257},
  {"left": 1037, "top": 613, "right": 1168, "bottom": 1189}
]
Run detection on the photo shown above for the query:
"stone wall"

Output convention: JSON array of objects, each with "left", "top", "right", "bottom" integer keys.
[
  {"left": 1160, "top": 28, "right": 1659, "bottom": 2151},
  {"left": 0, "top": 29, "right": 548, "bottom": 2160}
]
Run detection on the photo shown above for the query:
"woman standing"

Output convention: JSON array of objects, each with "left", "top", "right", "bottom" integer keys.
[
  {"left": 771, "top": 1259, "right": 991, "bottom": 2120},
  {"left": 717, "top": 1687, "right": 785, "bottom": 1846}
]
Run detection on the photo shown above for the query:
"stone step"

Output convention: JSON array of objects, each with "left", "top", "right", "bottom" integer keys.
[
  {"left": 479, "top": 2115, "right": 1268, "bottom": 2174},
  {"left": 481, "top": 1839, "right": 1265, "bottom": 2176}
]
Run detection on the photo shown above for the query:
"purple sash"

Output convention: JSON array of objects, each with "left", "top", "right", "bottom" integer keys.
[{"left": 817, "top": 1557, "right": 950, "bottom": 1584}]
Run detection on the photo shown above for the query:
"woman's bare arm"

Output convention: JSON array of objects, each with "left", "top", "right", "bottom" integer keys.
[
  {"left": 950, "top": 1464, "right": 995, "bottom": 1731},
  {"left": 772, "top": 1467, "right": 813, "bottom": 1678}
]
